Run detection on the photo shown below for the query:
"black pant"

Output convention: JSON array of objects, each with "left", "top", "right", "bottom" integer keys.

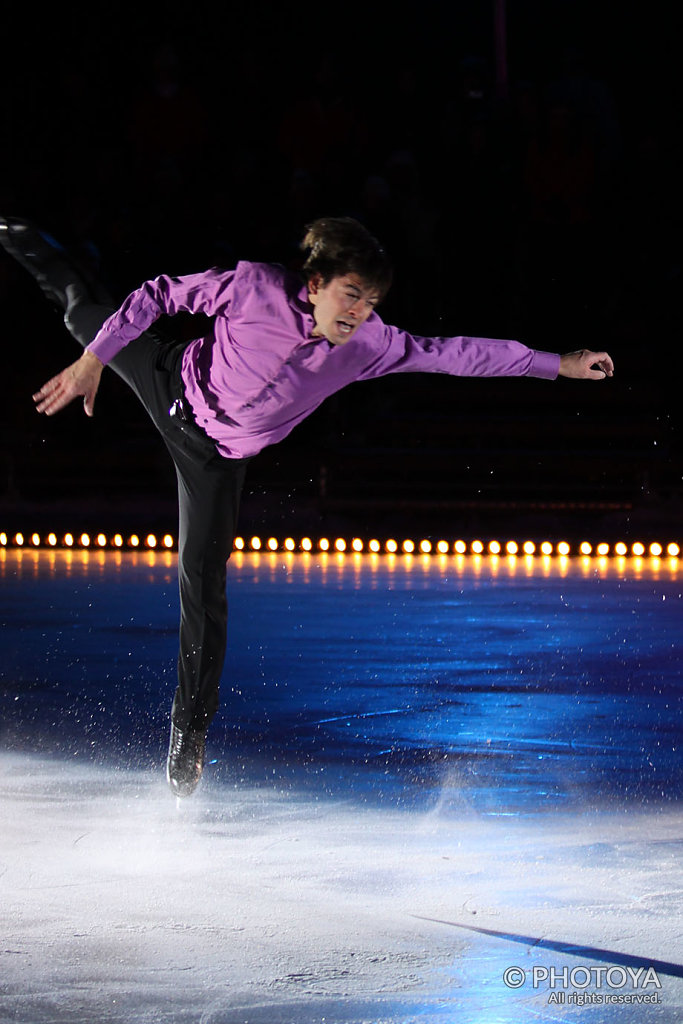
[{"left": 65, "top": 302, "right": 250, "bottom": 732}]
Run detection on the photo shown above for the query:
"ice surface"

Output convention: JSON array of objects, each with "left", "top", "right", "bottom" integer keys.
[{"left": 1, "top": 549, "right": 681, "bottom": 1022}]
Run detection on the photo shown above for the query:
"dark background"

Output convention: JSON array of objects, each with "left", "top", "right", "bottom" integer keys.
[{"left": 1, "top": 1, "right": 681, "bottom": 543}]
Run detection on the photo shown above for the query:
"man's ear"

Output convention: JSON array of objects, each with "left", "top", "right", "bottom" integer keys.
[{"left": 307, "top": 273, "right": 323, "bottom": 300}]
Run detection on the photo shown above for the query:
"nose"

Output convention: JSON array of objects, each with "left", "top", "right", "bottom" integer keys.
[{"left": 347, "top": 299, "right": 366, "bottom": 319}]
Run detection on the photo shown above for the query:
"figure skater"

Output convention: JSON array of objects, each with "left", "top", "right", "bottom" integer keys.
[{"left": 0, "top": 214, "right": 614, "bottom": 797}]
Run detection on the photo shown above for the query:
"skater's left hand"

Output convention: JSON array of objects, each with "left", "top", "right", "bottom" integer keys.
[{"left": 558, "top": 350, "right": 614, "bottom": 380}]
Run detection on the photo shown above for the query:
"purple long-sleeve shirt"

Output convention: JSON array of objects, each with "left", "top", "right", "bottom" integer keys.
[{"left": 87, "top": 261, "right": 560, "bottom": 459}]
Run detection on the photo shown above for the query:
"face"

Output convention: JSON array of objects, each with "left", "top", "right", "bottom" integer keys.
[{"left": 308, "top": 273, "right": 380, "bottom": 345}]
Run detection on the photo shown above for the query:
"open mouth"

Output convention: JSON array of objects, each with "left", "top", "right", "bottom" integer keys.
[{"left": 337, "top": 320, "right": 355, "bottom": 336}]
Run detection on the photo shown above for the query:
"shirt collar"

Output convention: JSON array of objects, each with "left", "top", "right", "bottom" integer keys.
[{"left": 295, "top": 279, "right": 318, "bottom": 339}]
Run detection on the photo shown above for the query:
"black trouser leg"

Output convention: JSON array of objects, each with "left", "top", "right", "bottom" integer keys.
[{"left": 171, "top": 440, "right": 249, "bottom": 732}]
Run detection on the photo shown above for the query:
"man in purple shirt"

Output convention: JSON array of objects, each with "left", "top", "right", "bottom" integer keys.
[{"left": 0, "top": 215, "right": 614, "bottom": 797}]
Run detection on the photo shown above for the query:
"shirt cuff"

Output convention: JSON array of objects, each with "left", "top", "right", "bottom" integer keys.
[
  {"left": 86, "top": 331, "right": 121, "bottom": 366},
  {"left": 528, "top": 349, "right": 561, "bottom": 379}
]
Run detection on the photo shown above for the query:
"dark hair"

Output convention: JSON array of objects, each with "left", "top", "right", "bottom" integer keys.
[{"left": 300, "top": 217, "right": 393, "bottom": 298}]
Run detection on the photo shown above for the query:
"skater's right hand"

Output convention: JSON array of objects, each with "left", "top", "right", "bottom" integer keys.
[{"left": 33, "top": 350, "right": 103, "bottom": 417}]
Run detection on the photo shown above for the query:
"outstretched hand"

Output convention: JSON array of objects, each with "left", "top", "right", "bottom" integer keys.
[
  {"left": 33, "top": 350, "right": 104, "bottom": 417},
  {"left": 559, "top": 349, "right": 614, "bottom": 380}
]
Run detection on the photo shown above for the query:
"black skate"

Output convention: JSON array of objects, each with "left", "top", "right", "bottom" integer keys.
[
  {"left": 166, "top": 722, "right": 206, "bottom": 797},
  {"left": 0, "top": 215, "right": 112, "bottom": 312}
]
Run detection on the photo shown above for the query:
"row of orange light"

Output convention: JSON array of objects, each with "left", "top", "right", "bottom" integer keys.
[
  {"left": 0, "top": 531, "right": 174, "bottom": 550},
  {"left": 235, "top": 537, "right": 680, "bottom": 558},
  {"left": 1, "top": 532, "right": 680, "bottom": 558}
]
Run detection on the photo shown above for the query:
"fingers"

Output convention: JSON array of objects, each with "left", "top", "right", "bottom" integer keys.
[
  {"left": 33, "top": 374, "right": 71, "bottom": 415},
  {"left": 33, "top": 368, "right": 81, "bottom": 415},
  {"left": 32, "top": 374, "right": 61, "bottom": 404},
  {"left": 590, "top": 351, "right": 614, "bottom": 377},
  {"left": 577, "top": 350, "right": 611, "bottom": 379},
  {"left": 559, "top": 349, "right": 615, "bottom": 380}
]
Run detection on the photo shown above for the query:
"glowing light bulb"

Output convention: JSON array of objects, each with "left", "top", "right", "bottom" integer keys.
[
  {"left": 557, "top": 542, "right": 570, "bottom": 556},
  {"left": 667, "top": 542, "right": 680, "bottom": 557},
  {"left": 437, "top": 540, "right": 449, "bottom": 554},
  {"left": 597, "top": 543, "right": 609, "bottom": 556},
  {"left": 386, "top": 539, "right": 398, "bottom": 553},
  {"left": 301, "top": 537, "right": 313, "bottom": 551},
  {"left": 506, "top": 541, "right": 518, "bottom": 555},
  {"left": 284, "top": 538, "right": 295, "bottom": 551},
  {"left": 129, "top": 535, "right": 139, "bottom": 548},
  {"left": 369, "top": 539, "right": 380, "bottom": 553},
  {"left": 649, "top": 542, "right": 663, "bottom": 557},
  {"left": 615, "top": 542, "right": 627, "bottom": 556},
  {"left": 163, "top": 535, "right": 174, "bottom": 549},
  {"left": 64, "top": 533, "right": 74, "bottom": 547},
  {"left": 96, "top": 534, "right": 107, "bottom": 547},
  {"left": 267, "top": 537, "right": 278, "bottom": 551},
  {"left": 0, "top": 533, "right": 7, "bottom": 546},
  {"left": 541, "top": 542, "right": 553, "bottom": 555},
  {"left": 454, "top": 540, "right": 467, "bottom": 554},
  {"left": 352, "top": 538, "right": 363, "bottom": 552},
  {"left": 335, "top": 538, "right": 346, "bottom": 552},
  {"left": 113, "top": 534, "right": 123, "bottom": 548},
  {"left": 47, "top": 533, "right": 57, "bottom": 547},
  {"left": 15, "top": 533, "right": 24, "bottom": 546},
  {"left": 250, "top": 536, "right": 261, "bottom": 550},
  {"left": 402, "top": 539, "right": 415, "bottom": 554},
  {"left": 146, "top": 534, "right": 157, "bottom": 548},
  {"left": 319, "top": 538, "right": 330, "bottom": 551},
  {"left": 488, "top": 540, "right": 501, "bottom": 555},
  {"left": 234, "top": 537, "right": 244, "bottom": 550},
  {"left": 419, "top": 540, "right": 432, "bottom": 554},
  {"left": 631, "top": 542, "right": 645, "bottom": 557},
  {"left": 523, "top": 541, "right": 536, "bottom": 555},
  {"left": 579, "top": 542, "right": 592, "bottom": 555},
  {"left": 80, "top": 533, "right": 91, "bottom": 547},
  {"left": 471, "top": 540, "right": 484, "bottom": 554},
  {"left": 31, "top": 533, "right": 40, "bottom": 547}
]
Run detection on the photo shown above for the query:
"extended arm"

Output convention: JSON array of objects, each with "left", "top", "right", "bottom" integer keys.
[
  {"left": 32, "top": 266, "right": 237, "bottom": 417},
  {"left": 358, "top": 322, "right": 614, "bottom": 383}
]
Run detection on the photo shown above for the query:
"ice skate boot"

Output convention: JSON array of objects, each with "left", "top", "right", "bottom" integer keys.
[
  {"left": 166, "top": 722, "right": 206, "bottom": 797},
  {"left": 0, "top": 215, "right": 112, "bottom": 313}
]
